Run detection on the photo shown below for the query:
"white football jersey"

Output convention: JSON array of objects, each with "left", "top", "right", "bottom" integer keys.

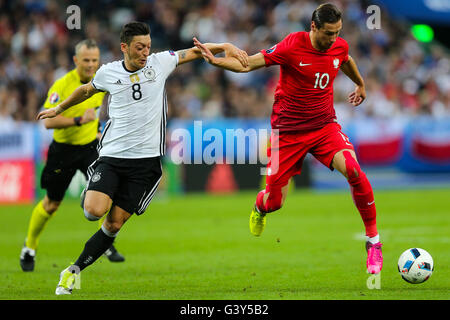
[{"left": 91, "top": 50, "right": 178, "bottom": 158}]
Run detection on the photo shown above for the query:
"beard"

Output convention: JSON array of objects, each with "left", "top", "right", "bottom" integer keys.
[
  {"left": 318, "top": 41, "right": 333, "bottom": 51},
  {"left": 125, "top": 50, "right": 141, "bottom": 70}
]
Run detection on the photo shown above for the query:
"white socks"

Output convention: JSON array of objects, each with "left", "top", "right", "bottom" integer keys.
[{"left": 366, "top": 234, "right": 380, "bottom": 244}]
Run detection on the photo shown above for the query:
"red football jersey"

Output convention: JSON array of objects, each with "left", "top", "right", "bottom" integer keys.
[{"left": 261, "top": 31, "right": 349, "bottom": 132}]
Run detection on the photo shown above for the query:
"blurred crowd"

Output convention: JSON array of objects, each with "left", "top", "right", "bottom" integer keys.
[{"left": 0, "top": 0, "right": 448, "bottom": 124}]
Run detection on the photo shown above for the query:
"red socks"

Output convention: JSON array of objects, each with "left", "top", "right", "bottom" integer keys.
[
  {"left": 255, "top": 190, "right": 266, "bottom": 213},
  {"left": 255, "top": 185, "right": 283, "bottom": 214},
  {"left": 255, "top": 150, "right": 378, "bottom": 238},
  {"left": 349, "top": 172, "right": 378, "bottom": 237},
  {"left": 344, "top": 151, "right": 378, "bottom": 237}
]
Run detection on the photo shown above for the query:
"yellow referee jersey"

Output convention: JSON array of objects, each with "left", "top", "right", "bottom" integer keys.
[{"left": 44, "top": 69, "right": 106, "bottom": 145}]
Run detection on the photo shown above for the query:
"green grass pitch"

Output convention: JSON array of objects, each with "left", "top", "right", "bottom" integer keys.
[{"left": 0, "top": 188, "right": 449, "bottom": 300}]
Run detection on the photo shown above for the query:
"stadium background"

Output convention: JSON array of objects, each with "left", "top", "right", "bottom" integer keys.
[
  {"left": 0, "top": 0, "right": 449, "bottom": 202},
  {"left": 0, "top": 0, "right": 449, "bottom": 301}
]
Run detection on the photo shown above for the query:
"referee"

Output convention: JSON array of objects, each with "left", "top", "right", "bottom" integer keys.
[{"left": 20, "top": 39, "right": 125, "bottom": 272}]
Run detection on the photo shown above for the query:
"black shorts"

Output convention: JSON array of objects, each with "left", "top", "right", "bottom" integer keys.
[
  {"left": 41, "top": 139, "right": 98, "bottom": 201},
  {"left": 85, "top": 156, "right": 162, "bottom": 215}
]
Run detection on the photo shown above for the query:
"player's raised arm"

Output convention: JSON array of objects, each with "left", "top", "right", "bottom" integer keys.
[
  {"left": 193, "top": 37, "right": 265, "bottom": 73},
  {"left": 36, "top": 82, "right": 100, "bottom": 120},
  {"left": 177, "top": 39, "right": 249, "bottom": 68},
  {"left": 340, "top": 55, "right": 366, "bottom": 106}
]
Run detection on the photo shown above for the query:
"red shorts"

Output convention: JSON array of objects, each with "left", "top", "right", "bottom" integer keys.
[{"left": 265, "top": 122, "right": 354, "bottom": 188}]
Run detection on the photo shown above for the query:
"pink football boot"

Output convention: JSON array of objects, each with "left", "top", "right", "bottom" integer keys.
[{"left": 366, "top": 242, "right": 383, "bottom": 274}]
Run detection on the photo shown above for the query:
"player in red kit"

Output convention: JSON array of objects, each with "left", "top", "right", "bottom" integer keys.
[{"left": 193, "top": 3, "right": 382, "bottom": 274}]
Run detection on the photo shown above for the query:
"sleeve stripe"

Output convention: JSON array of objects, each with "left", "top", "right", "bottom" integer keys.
[
  {"left": 174, "top": 51, "right": 179, "bottom": 66},
  {"left": 91, "top": 79, "right": 105, "bottom": 92}
]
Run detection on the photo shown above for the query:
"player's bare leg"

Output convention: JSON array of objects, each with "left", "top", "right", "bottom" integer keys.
[
  {"left": 97, "top": 214, "right": 125, "bottom": 262},
  {"left": 83, "top": 190, "right": 112, "bottom": 221},
  {"left": 82, "top": 190, "right": 126, "bottom": 262},
  {"left": 56, "top": 205, "right": 132, "bottom": 295},
  {"left": 102, "top": 205, "right": 132, "bottom": 235},
  {"left": 332, "top": 149, "right": 383, "bottom": 274},
  {"left": 250, "top": 183, "right": 289, "bottom": 236}
]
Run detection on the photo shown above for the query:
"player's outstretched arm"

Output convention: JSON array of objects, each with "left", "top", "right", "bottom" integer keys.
[
  {"left": 177, "top": 41, "right": 248, "bottom": 67},
  {"left": 193, "top": 37, "right": 265, "bottom": 73},
  {"left": 43, "top": 108, "right": 97, "bottom": 129},
  {"left": 340, "top": 55, "right": 366, "bottom": 106},
  {"left": 36, "top": 82, "right": 99, "bottom": 120}
]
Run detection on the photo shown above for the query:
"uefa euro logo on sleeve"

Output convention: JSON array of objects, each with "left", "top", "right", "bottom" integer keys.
[
  {"left": 49, "top": 92, "right": 60, "bottom": 104},
  {"left": 265, "top": 45, "right": 277, "bottom": 54}
]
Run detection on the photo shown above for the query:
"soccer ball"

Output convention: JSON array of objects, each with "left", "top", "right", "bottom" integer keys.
[{"left": 397, "top": 248, "right": 434, "bottom": 284}]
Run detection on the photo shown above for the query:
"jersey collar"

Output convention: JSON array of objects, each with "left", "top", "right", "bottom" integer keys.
[{"left": 122, "top": 60, "right": 148, "bottom": 73}]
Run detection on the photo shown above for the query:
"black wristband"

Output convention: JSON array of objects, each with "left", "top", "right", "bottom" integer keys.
[{"left": 74, "top": 116, "right": 82, "bottom": 126}]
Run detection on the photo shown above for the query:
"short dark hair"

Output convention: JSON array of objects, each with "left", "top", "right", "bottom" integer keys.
[
  {"left": 120, "top": 21, "right": 150, "bottom": 45},
  {"left": 311, "top": 3, "right": 342, "bottom": 29}
]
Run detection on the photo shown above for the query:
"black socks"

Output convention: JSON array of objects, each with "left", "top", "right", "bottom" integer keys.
[{"left": 74, "top": 227, "right": 115, "bottom": 271}]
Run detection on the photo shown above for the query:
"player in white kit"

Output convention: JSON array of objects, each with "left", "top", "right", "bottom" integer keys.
[{"left": 36, "top": 21, "right": 248, "bottom": 295}]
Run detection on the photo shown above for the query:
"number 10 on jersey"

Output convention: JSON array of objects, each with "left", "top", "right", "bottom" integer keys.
[{"left": 314, "top": 72, "right": 329, "bottom": 89}]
